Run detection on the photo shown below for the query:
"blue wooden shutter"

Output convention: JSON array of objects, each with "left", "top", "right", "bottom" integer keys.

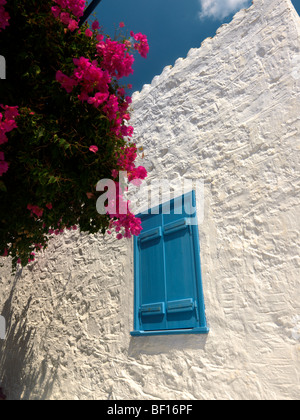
[
  {"left": 164, "top": 218, "right": 199, "bottom": 330},
  {"left": 131, "top": 191, "right": 209, "bottom": 336},
  {"left": 137, "top": 214, "right": 167, "bottom": 331}
]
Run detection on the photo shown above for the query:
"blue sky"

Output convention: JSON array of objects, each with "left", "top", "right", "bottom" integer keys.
[{"left": 90, "top": 0, "right": 300, "bottom": 93}]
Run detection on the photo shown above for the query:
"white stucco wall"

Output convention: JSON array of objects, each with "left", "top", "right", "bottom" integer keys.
[{"left": 0, "top": 0, "right": 299, "bottom": 400}]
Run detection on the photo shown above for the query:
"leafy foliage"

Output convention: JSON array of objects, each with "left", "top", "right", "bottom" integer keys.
[{"left": 0, "top": 0, "right": 148, "bottom": 270}]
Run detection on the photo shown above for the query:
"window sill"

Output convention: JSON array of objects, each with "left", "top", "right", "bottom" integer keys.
[{"left": 130, "top": 327, "right": 209, "bottom": 337}]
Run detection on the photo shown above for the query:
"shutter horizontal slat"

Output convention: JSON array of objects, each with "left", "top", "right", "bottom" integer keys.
[
  {"left": 167, "top": 298, "right": 194, "bottom": 314},
  {"left": 164, "top": 218, "right": 188, "bottom": 236},
  {"left": 139, "top": 227, "right": 162, "bottom": 244},
  {"left": 140, "top": 302, "right": 165, "bottom": 316}
]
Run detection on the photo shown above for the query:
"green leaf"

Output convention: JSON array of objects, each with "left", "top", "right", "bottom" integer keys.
[
  {"left": 36, "top": 126, "right": 45, "bottom": 140},
  {"left": 0, "top": 181, "right": 7, "bottom": 192},
  {"left": 48, "top": 176, "right": 58, "bottom": 185}
]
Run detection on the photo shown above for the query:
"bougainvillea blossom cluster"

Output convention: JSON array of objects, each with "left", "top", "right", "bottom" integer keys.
[
  {"left": 114, "top": 144, "right": 147, "bottom": 182},
  {"left": 110, "top": 208, "right": 143, "bottom": 239},
  {"left": 130, "top": 31, "right": 149, "bottom": 59},
  {"left": 105, "top": 181, "right": 143, "bottom": 239},
  {"left": 52, "top": 0, "right": 86, "bottom": 19},
  {"left": 0, "top": 105, "right": 19, "bottom": 176},
  {"left": 56, "top": 57, "right": 111, "bottom": 99},
  {"left": 27, "top": 203, "right": 44, "bottom": 219},
  {"left": 1, "top": 0, "right": 149, "bottom": 268},
  {"left": 0, "top": 105, "right": 19, "bottom": 145},
  {"left": 96, "top": 38, "right": 135, "bottom": 79},
  {"left": 56, "top": 59, "right": 135, "bottom": 139},
  {"left": 0, "top": 151, "right": 8, "bottom": 177},
  {"left": 0, "top": 0, "right": 9, "bottom": 32},
  {"left": 52, "top": 0, "right": 149, "bottom": 240},
  {"left": 106, "top": 144, "right": 147, "bottom": 240},
  {"left": 51, "top": 0, "right": 86, "bottom": 31}
]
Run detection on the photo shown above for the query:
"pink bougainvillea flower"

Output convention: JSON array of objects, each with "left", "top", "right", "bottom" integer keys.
[
  {"left": 130, "top": 31, "right": 149, "bottom": 59},
  {"left": 0, "top": 0, "right": 10, "bottom": 32},
  {"left": 2, "top": 105, "right": 19, "bottom": 121},
  {"left": 68, "top": 19, "right": 78, "bottom": 32},
  {"left": 51, "top": 14, "right": 149, "bottom": 242},
  {"left": 102, "top": 178, "right": 145, "bottom": 239},
  {"left": 0, "top": 105, "right": 19, "bottom": 148},
  {"left": 96, "top": 38, "right": 135, "bottom": 79},
  {"left": 103, "top": 94, "right": 119, "bottom": 121},
  {"left": 46, "top": 203, "right": 53, "bottom": 210},
  {"left": 68, "top": 57, "right": 111, "bottom": 101},
  {"left": 59, "top": 11, "right": 72, "bottom": 25},
  {"left": 78, "top": 91, "right": 89, "bottom": 102},
  {"left": 117, "top": 87, "right": 125, "bottom": 97},
  {"left": 51, "top": 6, "right": 61, "bottom": 18},
  {"left": 85, "top": 28, "right": 93, "bottom": 37},
  {"left": 28, "top": 251, "right": 36, "bottom": 263},
  {"left": 92, "top": 20, "right": 100, "bottom": 30},
  {"left": 121, "top": 125, "right": 134, "bottom": 137},
  {"left": 51, "top": 0, "right": 85, "bottom": 31},
  {"left": 0, "top": 151, "right": 9, "bottom": 176},
  {"left": 111, "top": 169, "right": 118, "bottom": 179},
  {"left": 87, "top": 92, "right": 109, "bottom": 108},
  {"left": 128, "top": 166, "right": 147, "bottom": 182},
  {"left": 56, "top": 70, "right": 78, "bottom": 93},
  {"left": 89, "top": 145, "right": 98, "bottom": 153},
  {"left": 124, "top": 40, "right": 131, "bottom": 49},
  {"left": 27, "top": 204, "right": 44, "bottom": 218}
]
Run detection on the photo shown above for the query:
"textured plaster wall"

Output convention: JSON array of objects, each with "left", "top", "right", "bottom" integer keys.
[{"left": 0, "top": 0, "right": 300, "bottom": 400}]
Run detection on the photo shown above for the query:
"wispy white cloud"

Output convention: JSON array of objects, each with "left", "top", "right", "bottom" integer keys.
[{"left": 198, "top": 0, "right": 251, "bottom": 21}]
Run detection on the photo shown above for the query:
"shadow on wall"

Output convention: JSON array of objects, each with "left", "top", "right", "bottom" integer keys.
[
  {"left": 0, "top": 269, "right": 58, "bottom": 400},
  {"left": 128, "top": 334, "right": 208, "bottom": 358}
]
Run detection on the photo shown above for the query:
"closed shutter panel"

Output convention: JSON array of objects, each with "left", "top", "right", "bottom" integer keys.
[
  {"left": 138, "top": 214, "right": 167, "bottom": 331},
  {"left": 164, "top": 218, "right": 199, "bottom": 330}
]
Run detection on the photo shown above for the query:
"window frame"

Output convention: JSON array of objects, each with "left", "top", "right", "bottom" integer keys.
[{"left": 131, "top": 191, "right": 209, "bottom": 337}]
